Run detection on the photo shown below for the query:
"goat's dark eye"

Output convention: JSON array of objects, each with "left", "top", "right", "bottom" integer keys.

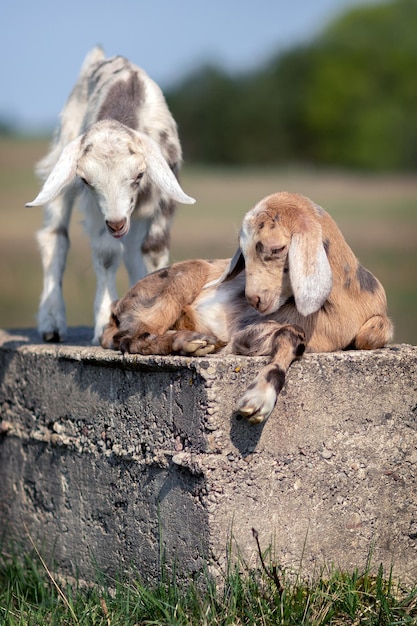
[
  {"left": 133, "top": 172, "right": 144, "bottom": 186},
  {"left": 80, "top": 176, "right": 90, "bottom": 186},
  {"left": 270, "top": 246, "right": 286, "bottom": 256}
]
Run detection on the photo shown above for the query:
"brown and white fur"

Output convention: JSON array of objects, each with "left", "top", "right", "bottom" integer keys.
[
  {"left": 26, "top": 46, "right": 195, "bottom": 344},
  {"left": 101, "top": 192, "right": 393, "bottom": 423}
]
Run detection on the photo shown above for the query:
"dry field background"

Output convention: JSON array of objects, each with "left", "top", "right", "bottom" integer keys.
[{"left": 0, "top": 137, "right": 416, "bottom": 344}]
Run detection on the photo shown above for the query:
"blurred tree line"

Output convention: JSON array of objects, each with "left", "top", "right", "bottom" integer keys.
[{"left": 166, "top": 0, "right": 417, "bottom": 170}]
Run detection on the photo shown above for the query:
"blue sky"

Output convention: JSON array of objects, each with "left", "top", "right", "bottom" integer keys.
[{"left": 1, "top": 0, "right": 376, "bottom": 131}]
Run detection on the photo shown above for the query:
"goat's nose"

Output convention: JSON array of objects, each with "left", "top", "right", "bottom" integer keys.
[
  {"left": 246, "top": 292, "right": 261, "bottom": 310},
  {"left": 106, "top": 218, "right": 127, "bottom": 234}
]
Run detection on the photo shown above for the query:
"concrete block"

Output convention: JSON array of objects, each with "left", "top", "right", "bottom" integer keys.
[{"left": 0, "top": 328, "right": 416, "bottom": 584}]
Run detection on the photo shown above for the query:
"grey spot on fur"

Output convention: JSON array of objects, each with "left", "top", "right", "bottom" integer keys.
[
  {"left": 159, "top": 197, "right": 176, "bottom": 219},
  {"left": 137, "top": 181, "right": 153, "bottom": 205},
  {"left": 311, "top": 201, "right": 325, "bottom": 216},
  {"left": 356, "top": 265, "right": 378, "bottom": 293},
  {"left": 141, "top": 231, "right": 170, "bottom": 255},
  {"left": 159, "top": 130, "right": 169, "bottom": 146},
  {"left": 140, "top": 294, "right": 159, "bottom": 309},
  {"left": 266, "top": 366, "right": 286, "bottom": 394},
  {"left": 166, "top": 143, "right": 181, "bottom": 167},
  {"left": 52, "top": 227, "right": 69, "bottom": 240},
  {"left": 97, "top": 72, "right": 143, "bottom": 129},
  {"left": 101, "top": 251, "right": 116, "bottom": 270},
  {"left": 344, "top": 264, "right": 352, "bottom": 289},
  {"left": 91, "top": 57, "right": 120, "bottom": 80}
]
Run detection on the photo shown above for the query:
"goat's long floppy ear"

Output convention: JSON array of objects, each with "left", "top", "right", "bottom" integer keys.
[
  {"left": 204, "top": 247, "right": 245, "bottom": 289},
  {"left": 138, "top": 133, "right": 195, "bottom": 205},
  {"left": 288, "top": 227, "right": 333, "bottom": 316},
  {"left": 26, "top": 136, "right": 82, "bottom": 206}
]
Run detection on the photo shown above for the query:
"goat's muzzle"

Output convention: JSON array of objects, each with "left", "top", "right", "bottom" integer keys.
[
  {"left": 246, "top": 292, "right": 261, "bottom": 311},
  {"left": 106, "top": 218, "right": 128, "bottom": 238},
  {"left": 246, "top": 290, "right": 275, "bottom": 315}
]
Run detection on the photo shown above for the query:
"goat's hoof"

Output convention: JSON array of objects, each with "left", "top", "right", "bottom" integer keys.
[
  {"left": 182, "top": 339, "right": 216, "bottom": 356},
  {"left": 172, "top": 333, "right": 218, "bottom": 356},
  {"left": 42, "top": 330, "right": 63, "bottom": 343},
  {"left": 238, "top": 405, "right": 266, "bottom": 425}
]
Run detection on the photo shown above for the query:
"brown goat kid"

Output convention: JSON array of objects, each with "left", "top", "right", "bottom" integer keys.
[{"left": 101, "top": 192, "right": 393, "bottom": 423}]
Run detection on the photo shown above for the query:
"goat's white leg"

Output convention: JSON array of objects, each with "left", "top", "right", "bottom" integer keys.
[
  {"left": 36, "top": 193, "right": 74, "bottom": 342},
  {"left": 122, "top": 219, "right": 151, "bottom": 287},
  {"left": 91, "top": 233, "right": 122, "bottom": 344}
]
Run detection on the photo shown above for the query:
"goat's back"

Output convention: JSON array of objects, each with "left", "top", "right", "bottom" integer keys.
[
  {"left": 40, "top": 47, "right": 182, "bottom": 178},
  {"left": 281, "top": 199, "right": 391, "bottom": 350}
]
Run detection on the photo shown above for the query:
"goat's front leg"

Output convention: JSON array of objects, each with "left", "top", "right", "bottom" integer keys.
[
  {"left": 229, "top": 321, "right": 306, "bottom": 424},
  {"left": 36, "top": 193, "right": 74, "bottom": 342},
  {"left": 91, "top": 233, "right": 122, "bottom": 344}
]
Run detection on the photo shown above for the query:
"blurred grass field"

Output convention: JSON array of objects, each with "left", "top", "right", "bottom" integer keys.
[{"left": 0, "top": 137, "right": 416, "bottom": 344}]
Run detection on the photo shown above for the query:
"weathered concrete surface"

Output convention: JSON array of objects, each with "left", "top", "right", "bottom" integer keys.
[{"left": 0, "top": 327, "right": 416, "bottom": 584}]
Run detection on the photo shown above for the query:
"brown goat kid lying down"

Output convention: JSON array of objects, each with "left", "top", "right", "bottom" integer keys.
[{"left": 101, "top": 192, "right": 393, "bottom": 423}]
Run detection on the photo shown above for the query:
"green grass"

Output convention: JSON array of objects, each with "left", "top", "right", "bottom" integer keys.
[
  {"left": 1, "top": 540, "right": 416, "bottom": 625},
  {"left": 0, "top": 139, "right": 416, "bottom": 344}
]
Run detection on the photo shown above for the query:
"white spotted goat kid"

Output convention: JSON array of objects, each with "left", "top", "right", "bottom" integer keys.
[{"left": 27, "top": 47, "right": 195, "bottom": 343}]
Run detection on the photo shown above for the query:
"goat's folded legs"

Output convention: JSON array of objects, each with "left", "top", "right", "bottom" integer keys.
[
  {"left": 351, "top": 314, "right": 394, "bottom": 350},
  {"left": 229, "top": 322, "right": 306, "bottom": 424},
  {"left": 119, "top": 330, "right": 223, "bottom": 356},
  {"left": 100, "top": 259, "right": 225, "bottom": 350}
]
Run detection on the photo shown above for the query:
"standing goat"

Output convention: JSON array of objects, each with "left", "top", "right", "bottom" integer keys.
[
  {"left": 26, "top": 47, "right": 195, "bottom": 343},
  {"left": 101, "top": 192, "right": 393, "bottom": 424}
]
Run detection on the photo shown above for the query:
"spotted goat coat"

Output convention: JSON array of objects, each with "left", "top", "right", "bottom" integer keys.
[
  {"left": 101, "top": 192, "right": 393, "bottom": 423},
  {"left": 27, "top": 46, "right": 195, "bottom": 343}
]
